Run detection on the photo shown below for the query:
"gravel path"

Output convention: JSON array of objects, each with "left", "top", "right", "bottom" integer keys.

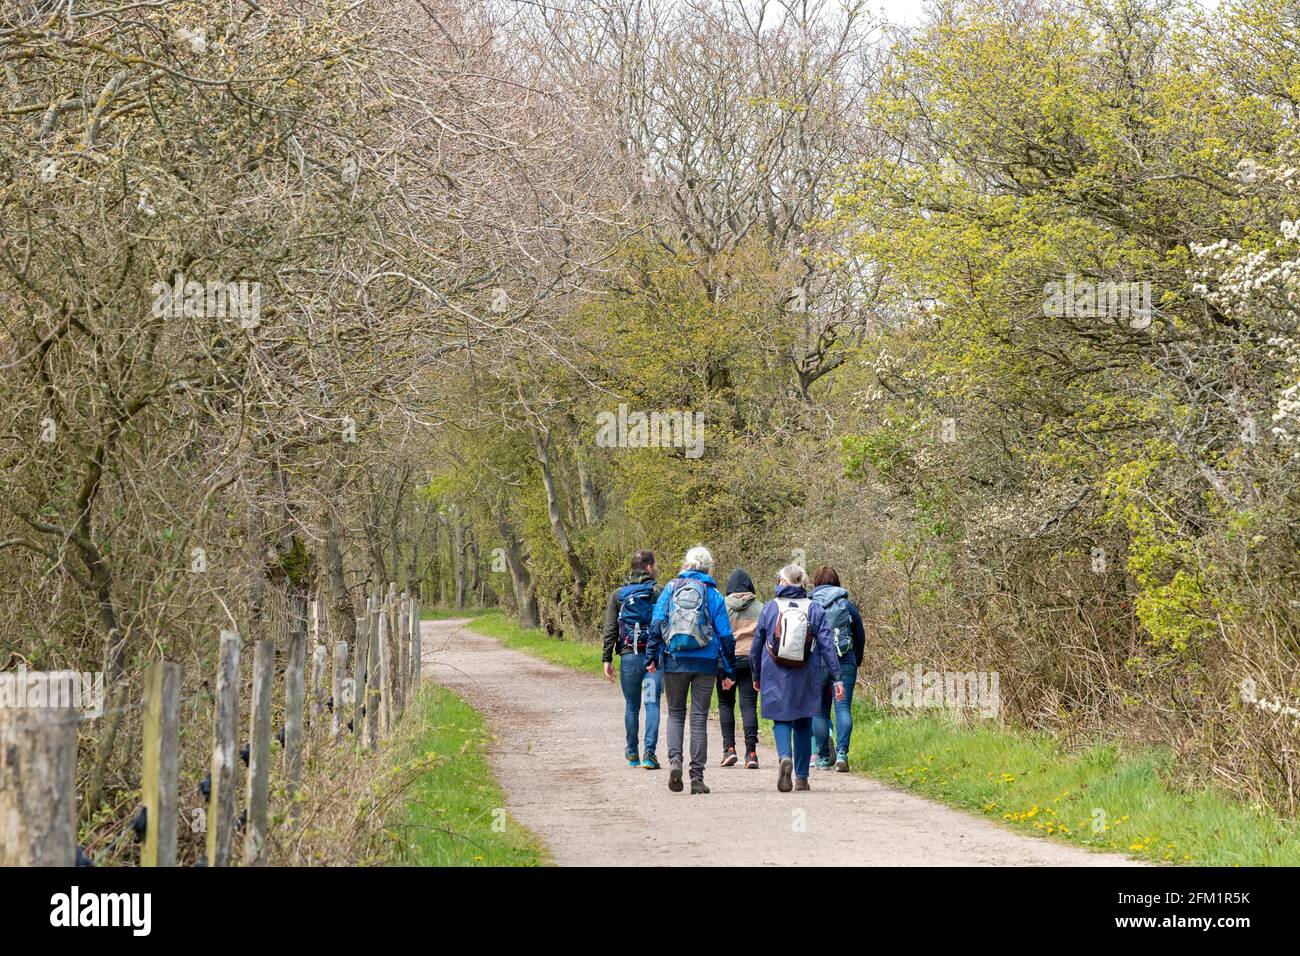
[{"left": 422, "top": 618, "right": 1141, "bottom": 867}]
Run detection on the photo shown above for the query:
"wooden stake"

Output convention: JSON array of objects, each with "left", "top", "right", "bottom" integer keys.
[
  {"left": 243, "top": 640, "right": 273, "bottom": 865},
  {"left": 0, "top": 672, "right": 79, "bottom": 866},
  {"left": 141, "top": 661, "right": 181, "bottom": 867},
  {"left": 285, "top": 630, "right": 306, "bottom": 798},
  {"left": 206, "top": 631, "right": 240, "bottom": 867},
  {"left": 332, "top": 640, "right": 348, "bottom": 741},
  {"left": 366, "top": 595, "right": 381, "bottom": 750}
]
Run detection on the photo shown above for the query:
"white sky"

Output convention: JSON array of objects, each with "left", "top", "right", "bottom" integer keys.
[
  {"left": 869, "top": 0, "right": 1220, "bottom": 27},
  {"left": 870, "top": 0, "right": 927, "bottom": 26}
]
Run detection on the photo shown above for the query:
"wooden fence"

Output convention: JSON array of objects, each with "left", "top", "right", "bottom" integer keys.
[{"left": 0, "top": 587, "right": 422, "bottom": 867}]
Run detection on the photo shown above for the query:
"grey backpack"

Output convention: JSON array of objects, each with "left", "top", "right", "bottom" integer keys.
[{"left": 666, "top": 578, "right": 713, "bottom": 653}]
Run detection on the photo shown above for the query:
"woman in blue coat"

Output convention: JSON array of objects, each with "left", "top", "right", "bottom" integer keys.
[{"left": 750, "top": 564, "right": 845, "bottom": 792}]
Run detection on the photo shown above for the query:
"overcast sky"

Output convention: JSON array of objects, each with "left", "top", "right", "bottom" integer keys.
[
  {"left": 870, "top": 0, "right": 927, "bottom": 25},
  {"left": 871, "top": 0, "right": 1221, "bottom": 27}
]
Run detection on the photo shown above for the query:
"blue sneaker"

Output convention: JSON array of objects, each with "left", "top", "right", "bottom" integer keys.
[
  {"left": 640, "top": 754, "right": 660, "bottom": 770},
  {"left": 815, "top": 756, "right": 835, "bottom": 771},
  {"left": 625, "top": 750, "right": 640, "bottom": 768}
]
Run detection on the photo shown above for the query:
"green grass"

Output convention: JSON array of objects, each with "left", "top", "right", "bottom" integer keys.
[
  {"left": 420, "top": 605, "right": 495, "bottom": 621},
  {"left": 468, "top": 610, "right": 607, "bottom": 676},
  {"left": 463, "top": 610, "right": 1300, "bottom": 866},
  {"left": 848, "top": 704, "right": 1300, "bottom": 866},
  {"left": 388, "top": 683, "right": 546, "bottom": 866}
]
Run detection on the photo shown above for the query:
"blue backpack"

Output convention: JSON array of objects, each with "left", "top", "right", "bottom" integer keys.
[
  {"left": 617, "top": 580, "right": 657, "bottom": 653},
  {"left": 812, "top": 586, "right": 854, "bottom": 658}
]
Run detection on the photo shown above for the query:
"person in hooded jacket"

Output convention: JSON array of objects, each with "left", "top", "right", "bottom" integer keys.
[
  {"left": 645, "top": 545, "right": 735, "bottom": 795},
  {"left": 809, "top": 564, "right": 866, "bottom": 772},
  {"left": 750, "top": 563, "right": 844, "bottom": 792},
  {"left": 601, "top": 550, "right": 663, "bottom": 769},
  {"left": 718, "top": 568, "right": 763, "bottom": 769}
]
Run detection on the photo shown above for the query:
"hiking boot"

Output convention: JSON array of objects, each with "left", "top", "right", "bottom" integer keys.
[
  {"left": 668, "top": 759, "right": 684, "bottom": 792},
  {"left": 794, "top": 777, "right": 811, "bottom": 791},
  {"left": 745, "top": 751, "right": 759, "bottom": 769},
  {"left": 625, "top": 750, "right": 640, "bottom": 768},
  {"left": 835, "top": 755, "right": 849, "bottom": 773},
  {"left": 814, "top": 756, "right": 835, "bottom": 771},
  {"left": 720, "top": 746, "right": 739, "bottom": 767},
  {"left": 777, "top": 757, "right": 793, "bottom": 793},
  {"left": 690, "top": 779, "right": 710, "bottom": 795},
  {"left": 641, "top": 753, "right": 661, "bottom": 770}
]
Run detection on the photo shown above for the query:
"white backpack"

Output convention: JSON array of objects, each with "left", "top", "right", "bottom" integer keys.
[{"left": 770, "top": 598, "right": 813, "bottom": 668}]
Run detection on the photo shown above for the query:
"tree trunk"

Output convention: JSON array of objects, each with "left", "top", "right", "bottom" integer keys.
[
  {"left": 495, "top": 513, "right": 540, "bottom": 628},
  {"left": 440, "top": 517, "right": 451, "bottom": 605},
  {"left": 453, "top": 519, "right": 466, "bottom": 609},
  {"left": 532, "top": 426, "right": 587, "bottom": 605},
  {"left": 570, "top": 424, "right": 602, "bottom": 525},
  {"left": 324, "top": 509, "right": 357, "bottom": 649},
  {"left": 466, "top": 529, "right": 481, "bottom": 598}
]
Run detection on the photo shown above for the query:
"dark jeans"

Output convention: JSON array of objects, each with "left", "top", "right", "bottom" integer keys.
[
  {"left": 716, "top": 656, "right": 758, "bottom": 752},
  {"left": 618, "top": 653, "right": 662, "bottom": 757},
  {"left": 773, "top": 716, "right": 813, "bottom": 779},
  {"left": 664, "top": 671, "right": 713, "bottom": 781},
  {"left": 813, "top": 658, "right": 858, "bottom": 761}
]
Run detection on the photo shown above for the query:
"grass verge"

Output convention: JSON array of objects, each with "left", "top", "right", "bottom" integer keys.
[
  {"left": 467, "top": 609, "right": 607, "bottom": 676},
  {"left": 848, "top": 704, "right": 1300, "bottom": 866},
  {"left": 420, "top": 605, "right": 495, "bottom": 621},
  {"left": 462, "top": 610, "right": 1300, "bottom": 866},
  {"left": 387, "top": 682, "right": 546, "bottom": 866}
]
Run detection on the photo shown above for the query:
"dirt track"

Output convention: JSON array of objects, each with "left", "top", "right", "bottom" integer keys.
[{"left": 422, "top": 618, "right": 1141, "bottom": 867}]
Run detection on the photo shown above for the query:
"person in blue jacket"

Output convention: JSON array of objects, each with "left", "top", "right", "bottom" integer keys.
[
  {"left": 809, "top": 564, "right": 866, "bottom": 772},
  {"left": 646, "top": 545, "right": 735, "bottom": 795},
  {"left": 750, "top": 563, "right": 844, "bottom": 792}
]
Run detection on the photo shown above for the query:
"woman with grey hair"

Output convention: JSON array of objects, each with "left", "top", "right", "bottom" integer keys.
[
  {"left": 645, "top": 546, "right": 736, "bottom": 794},
  {"left": 750, "top": 563, "right": 844, "bottom": 792}
]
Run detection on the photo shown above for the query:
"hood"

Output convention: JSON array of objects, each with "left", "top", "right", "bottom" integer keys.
[
  {"left": 624, "top": 569, "right": 656, "bottom": 586},
  {"left": 812, "top": 584, "right": 848, "bottom": 603},
  {"left": 725, "top": 592, "right": 757, "bottom": 611},
  {"left": 675, "top": 569, "right": 717, "bottom": 588},
  {"left": 725, "top": 568, "right": 755, "bottom": 595},
  {"left": 775, "top": 584, "right": 808, "bottom": 600}
]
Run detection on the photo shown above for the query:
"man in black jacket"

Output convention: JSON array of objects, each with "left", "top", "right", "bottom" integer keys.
[{"left": 601, "top": 550, "right": 663, "bottom": 769}]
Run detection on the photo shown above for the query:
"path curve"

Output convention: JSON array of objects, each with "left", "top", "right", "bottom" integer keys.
[{"left": 422, "top": 618, "right": 1141, "bottom": 867}]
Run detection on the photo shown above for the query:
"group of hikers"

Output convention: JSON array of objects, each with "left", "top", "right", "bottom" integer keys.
[{"left": 600, "top": 546, "right": 865, "bottom": 794}]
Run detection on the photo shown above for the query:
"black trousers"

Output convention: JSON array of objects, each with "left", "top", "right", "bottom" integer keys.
[{"left": 716, "top": 656, "right": 759, "bottom": 752}]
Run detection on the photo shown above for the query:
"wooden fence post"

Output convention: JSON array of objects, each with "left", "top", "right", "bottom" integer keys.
[
  {"left": 207, "top": 630, "right": 240, "bottom": 867},
  {"left": 141, "top": 661, "right": 181, "bottom": 867},
  {"left": 332, "top": 640, "right": 348, "bottom": 741},
  {"left": 310, "top": 644, "right": 327, "bottom": 739},
  {"left": 285, "top": 629, "right": 306, "bottom": 799},
  {"left": 386, "top": 585, "right": 398, "bottom": 719},
  {"left": 366, "top": 594, "right": 381, "bottom": 749},
  {"left": 352, "top": 611, "right": 368, "bottom": 742},
  {"left": 377, "top": 599, "right": 391, "bottom": 737},
  {"left": 243, "top": 639, "right": 274, "bottom": 865},
  {"left": 410, "top": 595, "right": 421, "bottom": 687},
  {"left": 0, "top": 672, "right": 78, "bottom": 866},
  {"left": 397, "top": 592, "right": 409, "bottom": 715}
]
